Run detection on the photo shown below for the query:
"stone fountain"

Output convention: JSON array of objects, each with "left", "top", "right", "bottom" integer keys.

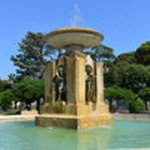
[{"left": 35, "top": 27, "right": 113, "bottom": 129}]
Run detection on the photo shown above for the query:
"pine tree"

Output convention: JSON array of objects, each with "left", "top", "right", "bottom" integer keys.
[{"left": 11, "top": 31, "right": 58, "bottom": 79}]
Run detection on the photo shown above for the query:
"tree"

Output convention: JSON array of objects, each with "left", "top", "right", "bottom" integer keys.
[
  {"left": 115, "top": 51, "right": 136, "bottom": 64},
  {"left": 105, "top": 86, "right": 135, "bottom": 112},
  {"left": 104, "top": 62, "right": 129, "bottom": 88},
  {"left": 104, "top": 63, "right": 118, "bottom": 87},
  {"left": 11, "top": 32, "right": 59, "bottom": 79},
  {"left": 84, "top": 44, "right": 115, "bottom": 61},
  {"left": 135, "top": 41, "right": 150, "bottom": 65},
  {"left": 129, "top": 98, "right": 145, "bottom": 114},
  {"left": 0, "top": 80, "right": 7, "bottom": 92},
  {"left": 0, "top": 89, "right": 17, "bottom": 111},
  {"left": 0, "top": 80, "right": 11, "bottom": 92},
  {"left": 12, "top": 78, "right": 44, "bottom": 110},
  {"left": 138, "top": 87, "right": 150, "bottom": 111},
  {"left": 8, "top": 74, "right": 18, "bottom": 83},
  {"left": 120, "top": 64, "right": 150, "bottom": 94}
]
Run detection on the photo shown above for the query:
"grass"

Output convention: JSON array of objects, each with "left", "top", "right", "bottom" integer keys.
[{"left": 0, "top": 109, "right": 21, "bottom": 115}]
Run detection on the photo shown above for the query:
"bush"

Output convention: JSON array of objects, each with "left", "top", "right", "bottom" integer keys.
[
  {"left": 105, "top": 86, "right": 135, "bottom": 112},
  {"left": 0, "top": 89, "right": 17, "bottom": 111},
  {"left": 0, "top": 109, "right": 21, "bottom": 115},
  {"left": 138, "top": 87, "right": 150, "bottom": 111},
  {"left": 12, "top": 78, "right": 44, "bottom": 110},
  {"left": 129, "top": 98, "right": 145, "bottom": 113}
]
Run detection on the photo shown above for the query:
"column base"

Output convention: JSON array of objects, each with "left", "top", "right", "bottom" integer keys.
[{"left": 35, "top": 114, "right": 113, "bottom": 130}]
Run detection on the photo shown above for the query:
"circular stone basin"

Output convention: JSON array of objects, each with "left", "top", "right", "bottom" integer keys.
[{"left": 45, "top": 27, "right": 104, "bottom": 50}]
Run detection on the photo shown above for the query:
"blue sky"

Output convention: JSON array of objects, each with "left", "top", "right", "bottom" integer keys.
[{"left": 0, "top": 0, "right": 150, "bottom": 78}]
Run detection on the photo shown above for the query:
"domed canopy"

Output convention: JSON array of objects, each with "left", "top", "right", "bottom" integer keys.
[{"left": 45, "top": 27, "right": 104, "bottom": 51}]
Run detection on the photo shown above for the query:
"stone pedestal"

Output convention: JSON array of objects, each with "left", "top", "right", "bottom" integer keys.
[
  {"left": 35, "top": 113, "right": 113, "bottom": 129},
  {"left": 35, "top": 51, "right": 113, "bottom": 129}
]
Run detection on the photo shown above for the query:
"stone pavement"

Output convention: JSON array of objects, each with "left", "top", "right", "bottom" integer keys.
[
  {"left": 0, "top": 114, "right": 38, "bottom": 121},
  {"left": 113, "top": 113, "right": 150, "bottom": 121}
]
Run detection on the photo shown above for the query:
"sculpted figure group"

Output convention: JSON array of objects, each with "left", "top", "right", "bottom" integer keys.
[{"left": 53, "top": 63, "right": 96, "bottom": 104}]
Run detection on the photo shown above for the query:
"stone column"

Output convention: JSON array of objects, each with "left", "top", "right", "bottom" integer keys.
[
  {"left": 66, "top": 51, "right": 86, "bottom": 104},
  {"left": 95, "top": 62, "right": 104, "bottom": 104},
  {"left": 45, "top": 61, "right": 56, "bottom": 104}
]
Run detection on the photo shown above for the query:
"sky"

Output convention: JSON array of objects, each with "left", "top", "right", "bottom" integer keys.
[{"left": 0, "top": 0, "right": 150, "bottom": 79}]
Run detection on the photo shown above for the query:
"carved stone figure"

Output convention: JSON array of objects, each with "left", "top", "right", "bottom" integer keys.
[
  {"left": 85, "top": 65, "right": 95, "bottom": 103},
  {"left": 53, "top": 65, "right": 66, "bottom": 102}
]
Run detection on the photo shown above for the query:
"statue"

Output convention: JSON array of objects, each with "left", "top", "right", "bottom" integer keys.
[
  {"left": 53, "top": 65, "right": 66, "bottom": 102},
  {"left": 85, "top": 65, "right": 95, "bottom": 103}
]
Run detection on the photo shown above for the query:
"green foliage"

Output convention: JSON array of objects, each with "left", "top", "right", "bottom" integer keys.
[
  {"left": 11, "top": 32, "right": 58, "bottom": 79},
  {"left": 115, "top": 61, "right": 131, "bottom": 68},
  {"left": 0, "top": 80, "right": 6, "bottom": 92},
  {"left": 138, "top": 88, "right": 150, "bottom": 101},
  {"left": 84, "top": 44, "right": 115, "bottom": 61},
  {"left": 0, "top": 89, "right": 17, "bottom": 111},
  {"left": 135, "top": 41, "right": 150, "bottom": 65},
  {"left": 0, "top": 78, "right": 44, "bottom": 111},
  {"left": 104, "top": 64, "right": 118, "bottom": 87},
  {"left": 115, "top": 51, "right": 136, "bottom": 64},
  {"left": 129, "top": 98, "right": 145, "bottom": 114},
  {"left": 0, "top": 110, "right": 20, "bottom": 115},
  {"left": 105, "top": 61, "right": 150, "bottom": 95},
  {"left": 120, "top": 64, "right": 150, "bottom": 93},
  {"left": 13, "top": 78, "right": 44, "bottom": 104},
  {"left": 105, "top": 86, "right": 135, "bottom": 112},
  {"left": 8, "top": 74, "right": 17, "bottom": 83},
  {"left": 105, "top": 86, "right": 121, "bottom": 101},
  {"left": 105, "top": 86, "right": 135, "bottom": 101},
  {"left": 138, "top": 87, "right": 150, "bottom": 110},
  {"left": 104, "top": 63, "right": 127, "bottom": 88},
  {"left": 0, "top": 80, "right": 11, "bottom": 92}
]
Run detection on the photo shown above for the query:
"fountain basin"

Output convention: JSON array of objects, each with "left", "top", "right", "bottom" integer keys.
[
  {"left": 45, "top": 27, "right": 104, "bottom": 50},
  {"left": 1, "top": 120, "right": 150, "bottom": 150}
]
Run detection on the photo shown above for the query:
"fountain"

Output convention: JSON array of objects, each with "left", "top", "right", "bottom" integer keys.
[{"left": 35, "top": 27, "right": 113, "bottom": 129}]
